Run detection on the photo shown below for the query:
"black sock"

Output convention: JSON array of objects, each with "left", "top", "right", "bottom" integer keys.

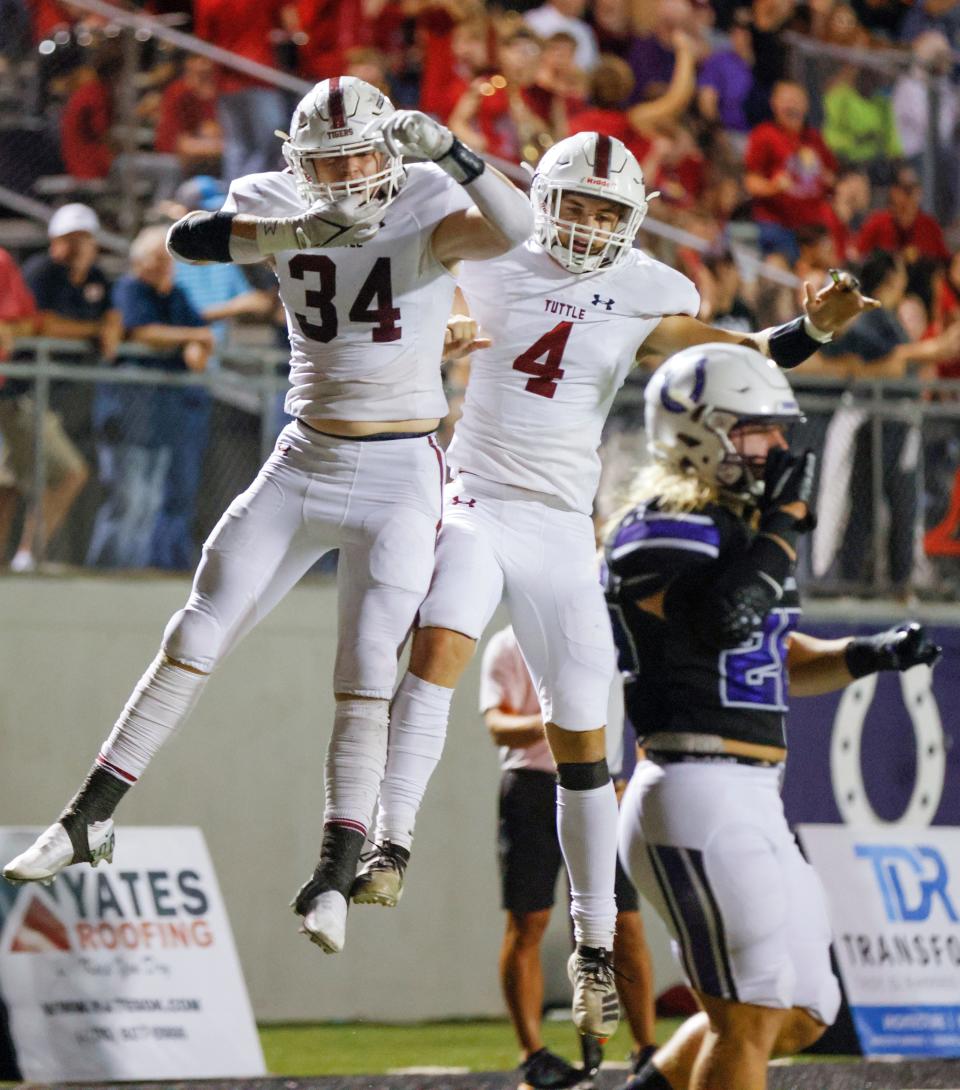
[
  {"left": 293, "top": 823, "right": 366, "bottom": 912},
  {"left": 625, "top": 1059, "right": 673, "bottom": 1090},
  {"left": 58, "top": 765, "right": 129, "bottom": 860}
]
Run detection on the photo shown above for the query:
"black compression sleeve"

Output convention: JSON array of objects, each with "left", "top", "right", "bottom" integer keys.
[
  {"left": 166, "top": 211, "right": 236, "bottom": 263},
  {"left": 664, "top": 533, "right": 793, "bottom": 649},
  {"left": 767, "top": 316, "right": 827, "bottom": 369}
]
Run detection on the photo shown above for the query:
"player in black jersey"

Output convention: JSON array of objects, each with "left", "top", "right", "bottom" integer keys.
[{"left": 604, "top": 343, "right": 941, "bottom": 1090}]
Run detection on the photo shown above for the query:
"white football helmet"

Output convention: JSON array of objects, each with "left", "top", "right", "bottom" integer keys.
[
  {"left": 645, "top": 343, "right": 804, "bottom": 501},
  {"left": 530, "top": 132, "right": 656, "bottom": 273},
  {"left": 281, "top": 76, "right": 406, "bottom": 209}
]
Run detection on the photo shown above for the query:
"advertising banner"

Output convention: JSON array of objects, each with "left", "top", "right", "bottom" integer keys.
[
  {"left": 798, "top": 824, "right": 960, "bottom": 1057},
  {"left": 0, "top": 826, "right": 265, "bottom": 1081},
  {"left": 782, "top": 623, "right": 960, "bottom": 829}
]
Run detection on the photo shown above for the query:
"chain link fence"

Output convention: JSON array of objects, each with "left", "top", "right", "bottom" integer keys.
[{"left": 4, "top": 340, "right": 960, "bottom": 600}]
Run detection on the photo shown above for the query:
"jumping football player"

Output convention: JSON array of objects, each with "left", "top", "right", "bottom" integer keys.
[
  {"left": 349, "top": 131, "right": 877, "bottom": 1038},
  {"left": 3, "top": 77, "right": 533, "bottom": 957},
  {"left": 607, "top": 342, "right": 940, "bottom": 1090}
]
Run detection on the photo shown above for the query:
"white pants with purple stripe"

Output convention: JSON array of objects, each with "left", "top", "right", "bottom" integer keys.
[{"left": 619, "top": 757, "right": 841, "bottom": 1024}]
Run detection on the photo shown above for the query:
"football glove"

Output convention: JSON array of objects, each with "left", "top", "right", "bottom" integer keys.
[
  {"left": 758, "top": 447, "right": 817, "bottom": 536},
  {"left": 254, "top": 195, "right": 381, "bottom": 255},
  {"left": 363, "top": 110, "right": 484, "bottom": 184},
  {"left": 845, "top": 622, "right": 943, "bottom": 679}
]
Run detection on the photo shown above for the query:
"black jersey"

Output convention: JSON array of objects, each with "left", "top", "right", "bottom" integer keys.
[{"left": 603, "top": 499, "right": 800, "bottom": 749}]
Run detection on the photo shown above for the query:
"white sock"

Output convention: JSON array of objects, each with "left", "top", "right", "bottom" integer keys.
[
  {"left": 374, "top": 672, "right": 454, "bottom": 850},
  {"left": 98, "top": 654, "right": 208, "bottom": 782},
  {"left": 324, "top": 698, "right": 390, "bottom": 834},
  {"left": 557, "top": 780, "right": 619, "bottom": 948}
]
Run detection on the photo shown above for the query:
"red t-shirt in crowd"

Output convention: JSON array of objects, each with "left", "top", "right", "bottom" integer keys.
[
  {"left": 60, "top": 79, "right": 113, "bottom": 179},
  {"left": 744, "top": 121, "right": 838, "bottom": 228},
  {"left": 856, "top": 210, "right": 950, "bottom": 262},
  {"left": 154, "top": 79, "right": 218, "bottom": 154},
  {"left": 566, "top": 106, "right": 652, "bottom": 169},
  {"left": 295, "top": 0, "right": 405, "bottom": 81},
  {"left": 0, "top": 249, "right": 37, "bottom": 378},
  {"left": 193, "top": 0, "right": 289, "bottom": 93}
]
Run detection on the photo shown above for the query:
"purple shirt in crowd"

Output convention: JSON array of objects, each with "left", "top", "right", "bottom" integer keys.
[
  {"left": 626, "top": 34, "right": 676, "bottom": 102},
  {"left": 697, "top": 49, "right": 754, "bottom": 132}
]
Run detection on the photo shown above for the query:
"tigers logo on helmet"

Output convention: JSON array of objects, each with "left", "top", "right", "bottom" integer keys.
[{"left": 280, "top": 76, "right": 406, "bottom": 211}]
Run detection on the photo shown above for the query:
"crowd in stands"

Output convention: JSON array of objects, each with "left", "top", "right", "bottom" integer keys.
[{"left": 2, "top": 0, "right": 960, "bottom": 593}]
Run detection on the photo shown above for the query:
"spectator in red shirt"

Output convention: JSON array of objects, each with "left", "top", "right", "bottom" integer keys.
[
  {"left": 154, "top": 55, "right": 222, "bottom": 174},
  {"left": 448, "top": 26, "right": 568, "bottom": 165},
  {"left": 295, "top": 0, "right": 405, "bottom": 84},
  {"left": 856, "top": 163, "right": 951, "bottom": 264},
  {"left": 421, "top": 16, "right": 491, "bottom": 123},
  {"left": 59, "top": 44, "right": 123, "bottom": 180},
  {"left": 745, "top": 79, "right": 840, "bottom": 263},
  {"left": 193, "top": 0, "right": 299, "bottom": 182}
]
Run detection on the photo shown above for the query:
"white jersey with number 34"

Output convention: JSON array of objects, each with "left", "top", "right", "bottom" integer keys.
[
  {"left": 448, "top": 240, "right": 701, "bottom": 514},
  {"left": 222, "top": 163, "right": 471, "bottom": 422}
]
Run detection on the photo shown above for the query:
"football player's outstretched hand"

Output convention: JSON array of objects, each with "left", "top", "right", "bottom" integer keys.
[
  {"left": 760, "top": 447, "right": 817, "bottom": 531},
  {"left": 804, "top": 267, "right": 881, "bottom": 335},
  {"left": 364, "top": 110, "right": 454, "bottom": 162},
  {"left": 443, "top": 314, "right": 491, "bottom": 361},
  {"left": 846, "top": 622, "right": 942, "bottom": 678},
  {"left": 862, "top": 623, "right": 941, "bottom": 671}
]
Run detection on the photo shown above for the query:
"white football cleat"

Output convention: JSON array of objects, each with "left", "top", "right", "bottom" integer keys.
[
  {"left": 2, "top": 819, "right": 115, "bottom": 884},
  {"left": 567, "top": 946, "right": 620, "bottom": 1041},
  {"left": 298, "top": 890, "right": 348, "bottom": 954},
  {"left": 350, "top": 841, "right": 409, "bottom": 907}
]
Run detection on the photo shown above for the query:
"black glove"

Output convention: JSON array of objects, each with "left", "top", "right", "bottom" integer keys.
[
  {"left": 758, "top": 447, "right": 817, "bottom": 538},
  {"left": 845, "top": 622, "right": 943, "bottom": 679}
]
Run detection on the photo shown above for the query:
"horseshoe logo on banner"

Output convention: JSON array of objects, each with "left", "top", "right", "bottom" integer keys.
[{"left": 830, "top": 667, "right": 945, "bottom": 826}]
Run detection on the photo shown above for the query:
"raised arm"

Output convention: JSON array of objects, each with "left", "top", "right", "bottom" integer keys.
[
  {"left": 626, "top": 31, "right": 697, "bottom": 133},
  {"left": 638, "top": 270, "right": 880, "bottom": 370}
]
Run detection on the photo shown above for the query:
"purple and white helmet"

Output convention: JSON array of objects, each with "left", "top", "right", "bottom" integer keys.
[{"left": 645, "top": 343, "right": 804, "bottom": 500}]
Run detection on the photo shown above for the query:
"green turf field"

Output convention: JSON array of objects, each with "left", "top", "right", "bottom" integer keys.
[{"left": 258, "top": 1018, "right": 681, "bottom": 1076}]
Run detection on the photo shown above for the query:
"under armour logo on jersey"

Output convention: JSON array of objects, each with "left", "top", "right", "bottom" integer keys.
[
  {"left": 592, "top": 294, "right": 615, "bottom": 311},
  {"left": 451, "top": 496, "right": 476, "bottom": 507}
]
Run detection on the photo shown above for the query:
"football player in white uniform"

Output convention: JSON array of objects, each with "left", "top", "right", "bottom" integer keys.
[
  {"left": 349, "top": 131, "right": 877, "bottom": 1039},
  {"left": 3, "top": 77, "right": 533, "bottom": 956}
]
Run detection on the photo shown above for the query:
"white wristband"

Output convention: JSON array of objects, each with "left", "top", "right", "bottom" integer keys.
[{"left": 803, "top": 315, "right": 834, "bottom": 343}]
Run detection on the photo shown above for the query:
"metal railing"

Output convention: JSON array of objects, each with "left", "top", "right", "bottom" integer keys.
[{"left": 4, "top": 338, "right": 960, "bottom": 599}]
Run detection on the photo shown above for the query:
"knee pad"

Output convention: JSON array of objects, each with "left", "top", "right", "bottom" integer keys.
[
  {"left": 557, "top": 759, "right": 610, "bottom": 791},
  {"left": 162, "top": 606, "right": 224, "bottom": 673}
]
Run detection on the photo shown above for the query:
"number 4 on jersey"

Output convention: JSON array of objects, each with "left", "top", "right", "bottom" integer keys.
[{"left": 512, "top": 321, "right": 573, "bottom": 399}]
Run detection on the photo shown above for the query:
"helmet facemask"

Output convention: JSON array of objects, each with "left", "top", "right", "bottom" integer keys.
[
  {"left": 533, "top": 179, "right": 645, "bottom": 273},
  {"left": 282, "top": 137, "right": 406, "bottom": 211}
]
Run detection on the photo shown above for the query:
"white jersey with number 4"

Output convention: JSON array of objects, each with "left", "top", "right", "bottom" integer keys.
[
  {"left": 448, "top": 240, "right": 700, "bottom": 513},
  {"left": 222, "top": 163, "right": 471, "bottom": 422}
]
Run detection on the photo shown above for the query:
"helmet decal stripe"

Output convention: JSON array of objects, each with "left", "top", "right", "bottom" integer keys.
[
  {"left": 594, "top": 133, "right": 612, "bottom": 179},
  {"left": 329, "top": 76, "right": 346, "bottom": 130}
]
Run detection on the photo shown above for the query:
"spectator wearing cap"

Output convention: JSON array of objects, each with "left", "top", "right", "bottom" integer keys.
[
  {"left": 86, "top": 226, "right": 214, "bottom": 570},
  {"left": 745, "top": 79, "right": 840, "bottom": 263},
  {"left": 19, "top": 204, "right": 121, "bottom": 564},
  {"left": 524, "top": 0, "right": 599, "bottom": 72},
  {"left": 154, "top": 54, "right": 223, "bottom": 176},
  {"left": 855, "top": 164, "right": 950, "bottom": 263},
  {"left": 0, "top": 246, "right": 91, "bottom": 572}
]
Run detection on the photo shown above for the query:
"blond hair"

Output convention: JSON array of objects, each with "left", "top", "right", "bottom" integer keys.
[{"left": 603, "top": 462, "right": 719, "bottom": 540}]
